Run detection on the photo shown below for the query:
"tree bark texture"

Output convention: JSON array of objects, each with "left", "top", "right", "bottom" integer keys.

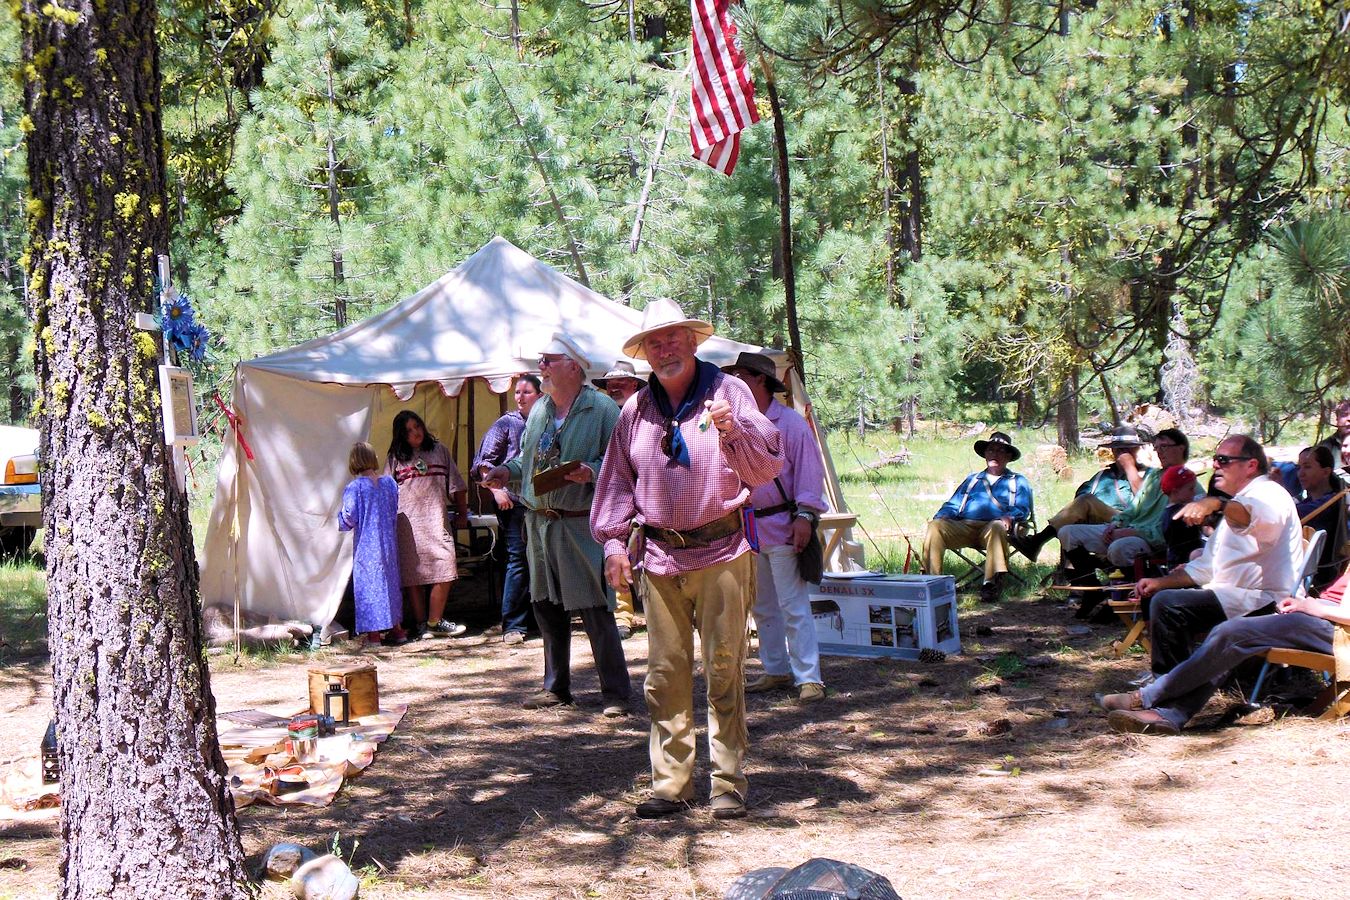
[
  {"left": 1057, "top": 369, "right": 1081, "bottom": 451},
  {"left": 20, "top": 1, "right": 249, "bottom": 897}
]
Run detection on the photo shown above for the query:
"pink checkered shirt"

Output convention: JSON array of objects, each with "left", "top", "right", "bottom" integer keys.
[
  {"left": 591, "top": 368, "right": 782, "bottom": 576},
  {"left": 748, "top": 399, "right": 827, "bottom": 548}
]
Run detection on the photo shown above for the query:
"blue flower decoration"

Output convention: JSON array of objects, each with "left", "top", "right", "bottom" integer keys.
[
  {"left": 160, "top": 291, "right": 210, "bottom": 364},
  {"left": 163, "top": 293, "right": 195, "bottom": 327}
]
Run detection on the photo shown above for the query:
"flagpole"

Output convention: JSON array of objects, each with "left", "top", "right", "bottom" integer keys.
[{"left": 755, "top": 51, "right": 804, "bottom": 384}]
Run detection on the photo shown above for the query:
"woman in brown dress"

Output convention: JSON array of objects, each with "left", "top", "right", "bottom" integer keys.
[{"left": 385, "top": 410, "right": 471, "bottom": 638}]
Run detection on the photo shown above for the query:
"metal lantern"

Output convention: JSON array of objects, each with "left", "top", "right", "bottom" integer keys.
[{"left": 323, "top": 680, "right": 350, "bottom": 726}]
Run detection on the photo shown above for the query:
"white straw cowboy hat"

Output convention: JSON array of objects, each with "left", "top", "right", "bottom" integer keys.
[
  {"left": 538, "top": 332, "right": 591, "bottom": 369},
  {"left": 592, "top": 359, "right": 647, "bottom": 389},
  {"left": 622, "top": 298, "right": 715, "bottom": 360}
]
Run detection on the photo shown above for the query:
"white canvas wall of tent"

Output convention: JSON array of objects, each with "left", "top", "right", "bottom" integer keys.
[{"left": 201, "top": 236, "right": 858, "bottom": 631}]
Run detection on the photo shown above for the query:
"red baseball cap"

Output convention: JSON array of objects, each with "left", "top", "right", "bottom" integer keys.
[{"left": 1161, "top": 464, "right": 1197, "bottom": 494}]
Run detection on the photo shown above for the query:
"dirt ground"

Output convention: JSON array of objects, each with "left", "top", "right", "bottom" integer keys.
[{"left": 5, "top": 593, "right": 1350, "bottom": 899}]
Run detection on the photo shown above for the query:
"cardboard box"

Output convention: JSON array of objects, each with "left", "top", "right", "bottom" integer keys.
[{"left": 809, "top": 574, "right": 960, "bottom": 659}]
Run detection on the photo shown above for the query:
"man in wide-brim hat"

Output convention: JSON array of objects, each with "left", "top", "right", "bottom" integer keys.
[
  {"left": 1011, "top": 424, "right": 1152, "bottom": 562},
  {"left": 483, "top": 332, "right": 634, "bottom": 716},
  {"left": 1016, "top": 428, "right": 1202, "bottom": 618},
  {"left": 592, "top": 359, "right": 647, "bottom": 409},
  {"left": 722, "top": 352, "right": 829, "bottom": 705},
  {"left": 591, "top": 298, "right": 782, "bottom": 822},
  {"left": 923, "top": 431, "right": 1034, "bottom": 602}
]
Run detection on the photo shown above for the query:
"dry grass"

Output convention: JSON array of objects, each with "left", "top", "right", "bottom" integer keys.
[
  {"left": 5, "top": 429, "right": 1350, "bottom": 897},
  {"left": 5, "top": 596, "right": 1350, "bottom": 898}
]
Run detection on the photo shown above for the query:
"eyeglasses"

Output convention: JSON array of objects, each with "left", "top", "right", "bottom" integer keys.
[
  {"left": 538, "top": 356, "right": 569, "bottom": 368},
  {"left": 1213, "top": 454, "right": 1254, "bottom": 467}
]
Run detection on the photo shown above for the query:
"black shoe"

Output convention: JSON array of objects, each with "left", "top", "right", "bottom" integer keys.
[
  {"left": 635, "top": 797, "right": 690, "bottom": 819},
  {"left": 979, "top": 580, "right": 1001, "bottom": 603},
  {"left": 1014, "top": 526, "right": 1053, "bottom": 560},
  {"left": 381, "top": 632, "right": 409, "bottom": 647}
]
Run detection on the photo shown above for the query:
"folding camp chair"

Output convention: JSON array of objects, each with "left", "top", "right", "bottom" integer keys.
[
  {"left": 949, "top": 506, "right": 1038, "bottom": 591},
  {"left": 1106, "top": 555, "right": 1168, "bottom": 657},
  {"left": 1247, "top": 528, "right": 1332, "bottom": 710}
]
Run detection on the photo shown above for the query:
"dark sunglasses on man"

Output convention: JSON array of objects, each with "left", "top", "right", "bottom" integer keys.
[{"left": 1212, "top": 454, "right": 1253, "bottom": 467}]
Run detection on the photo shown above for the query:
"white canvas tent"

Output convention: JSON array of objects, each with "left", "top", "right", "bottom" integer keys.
[{"left": 201, "top": 237, "right": 857, "bottom": 629}]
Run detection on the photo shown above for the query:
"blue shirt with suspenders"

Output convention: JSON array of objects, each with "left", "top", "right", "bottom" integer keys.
[{"left": 934, "top": 470, "right": 1034, "bottom": 523}]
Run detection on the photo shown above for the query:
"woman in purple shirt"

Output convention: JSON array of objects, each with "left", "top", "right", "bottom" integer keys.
[{"left": 473, "top": 374, "right": 542, "bottom": 643}]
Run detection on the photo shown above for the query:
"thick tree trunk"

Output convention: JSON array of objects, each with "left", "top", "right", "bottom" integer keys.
[
  {"left": 324, "top": 54, "right": 348, "bottom": 330},
  {"left": 1057, "top": 370, "right": 1081, "bottom": 451},
  {"left": 895, "top": 74, "right": 923, "bottom": 262},
  {"left": 21, "top": 1, "right": 248, "bottom": 897}
]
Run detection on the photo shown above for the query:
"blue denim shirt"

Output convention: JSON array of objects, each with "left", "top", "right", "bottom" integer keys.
[{"left": 934, "top": 470, "right": 1033, "bottom": 522}]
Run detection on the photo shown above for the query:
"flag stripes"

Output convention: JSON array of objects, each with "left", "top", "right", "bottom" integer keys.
[{"left": 689, "top": 0, "right": 759, "bottom": 176}]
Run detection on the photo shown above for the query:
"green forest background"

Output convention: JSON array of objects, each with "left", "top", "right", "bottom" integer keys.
[{"left": 1, "top": 0, "right": 1348, "bottom": 446}]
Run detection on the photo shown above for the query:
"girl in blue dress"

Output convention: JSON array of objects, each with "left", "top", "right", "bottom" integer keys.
[{"left": 339, "top": 442, "right": 407, "bottom": 645}]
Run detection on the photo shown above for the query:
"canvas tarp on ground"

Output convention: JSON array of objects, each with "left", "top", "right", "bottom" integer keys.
[{"left": 201, "top": 236, "right": 856, "bottom": 629}]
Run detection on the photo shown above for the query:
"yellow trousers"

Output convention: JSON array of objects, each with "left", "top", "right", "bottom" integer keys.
[
  {"left": 642, "top": 552, "right": 753, "bottom": 802},
  {"left": 614, "top": 584, "right": 635, "bottom": 628},
  {"left": 924, "top": 518, "right": 1009, "bottom": 582},
  {"left": 1047, "top": 494, "right": 1117, "bottom": 531}
]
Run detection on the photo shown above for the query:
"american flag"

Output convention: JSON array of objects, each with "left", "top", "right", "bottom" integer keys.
[{"left": 689, "top": 0, "right": 759, "bottom": 176}]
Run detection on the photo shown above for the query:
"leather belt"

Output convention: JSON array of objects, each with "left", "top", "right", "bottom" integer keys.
[
  {"left": 644, "top": 507, "right": 743, "bottom": 549},
  {"left": 754, "top": 502, "right": 793, "bottom": 518},
  {"left": 530, "top": 508, "right": 590, "bottom": 521}
]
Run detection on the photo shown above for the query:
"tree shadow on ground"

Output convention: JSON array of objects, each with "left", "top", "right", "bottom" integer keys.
[{"left": 223, "top": 583, "right": 1262, "bottom": 896}]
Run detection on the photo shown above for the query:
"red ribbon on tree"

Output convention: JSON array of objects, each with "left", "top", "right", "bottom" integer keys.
[{"left": 212, "top": 392, "right": 255, "bottom": 462}]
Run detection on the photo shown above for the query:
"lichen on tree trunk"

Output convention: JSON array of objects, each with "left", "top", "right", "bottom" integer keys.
[{"left": 20, "top": 0, "right": 249, "bottom": 896}]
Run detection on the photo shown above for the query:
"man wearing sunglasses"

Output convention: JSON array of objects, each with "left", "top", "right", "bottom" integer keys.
[
  {"left": 592, "top": 299, "right": 782, "bottom": 821},
  {"left": 483, "top": 334, "right": 633, "bottom": 718},
  {"left": 1097, "top": 435, "right": 1303, "bottom": 734}
]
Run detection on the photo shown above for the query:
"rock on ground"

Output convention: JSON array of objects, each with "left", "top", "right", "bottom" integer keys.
[
  {"left": 262, "top": 843, "right": 317, "bottom": 881},
  {"left": 292, "top": 854, "right": 359, "bottom": 900}
]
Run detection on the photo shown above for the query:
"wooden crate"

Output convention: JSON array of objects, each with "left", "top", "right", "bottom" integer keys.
[{"left": 308, "top": 664, "right": 379, "bottom": 718}]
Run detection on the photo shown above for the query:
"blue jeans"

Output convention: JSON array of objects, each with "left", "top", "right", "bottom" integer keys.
[{"left": 498, "top": 505, "right": 533, "bottom": 634}]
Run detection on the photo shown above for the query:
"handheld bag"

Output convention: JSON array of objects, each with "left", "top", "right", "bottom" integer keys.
[{"left": 773, "top": 478, "right": 824, "bottom": 584}]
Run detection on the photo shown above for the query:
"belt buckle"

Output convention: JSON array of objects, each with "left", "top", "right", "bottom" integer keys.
[{"left": 539, "top": 508, "right": 561, "bottom": 521}]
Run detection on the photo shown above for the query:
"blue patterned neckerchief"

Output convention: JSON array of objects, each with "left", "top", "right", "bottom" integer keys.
[{"left": 647, "top": 359, "right": 718, "bottom": 468}]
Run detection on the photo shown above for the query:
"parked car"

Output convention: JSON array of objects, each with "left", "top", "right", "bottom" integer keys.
[{"left": 0, "top": 425, "right": 40, "bottom": 559}]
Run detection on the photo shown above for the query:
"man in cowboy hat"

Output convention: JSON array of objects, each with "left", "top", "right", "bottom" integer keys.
[
  {"left": 592, "top": 299, "right": 782, "bottom": 821},
  {"left": 923, "top": 431, "right": 1033, "bottom": 602},
  {"left": 1042, "top": 428, "right": 1200, "bottom": 614},
  {"left": 593, "top": 360, "right": 647, "bottom": 407},
  {"left": 1011, "top": 424, "right": 1153, "bottom": 561},
  {"left": 483, "top": 333, "right": 633, "bottom": 717},
  {"left": 722, "top": 352, "right": 828, "bottom": 704}
]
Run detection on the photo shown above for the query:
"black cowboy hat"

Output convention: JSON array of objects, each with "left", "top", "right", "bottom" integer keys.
[
  {"left": 973, "top": 431, "right": 1021, "bottom": 462},
  {"left": 720, "top": 352, "right": 787, "bottom": 395},
  {"left": 1098, "top": 424, "right": 1146, "bottom": 450}
]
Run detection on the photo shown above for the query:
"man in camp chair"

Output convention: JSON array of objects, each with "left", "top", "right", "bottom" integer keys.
[
  {"left": 1097, "top": 564, "right": 1350, "bottom": 736},
  {"left": 1012, "top": 425, "right": 1152, "bottom": 560},
  {"left": 1096, "top": 435, "right": 1304, "bottom": 735},
  {"left": 923, "top": 431, "right": 1033, "bottom": 603}
]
